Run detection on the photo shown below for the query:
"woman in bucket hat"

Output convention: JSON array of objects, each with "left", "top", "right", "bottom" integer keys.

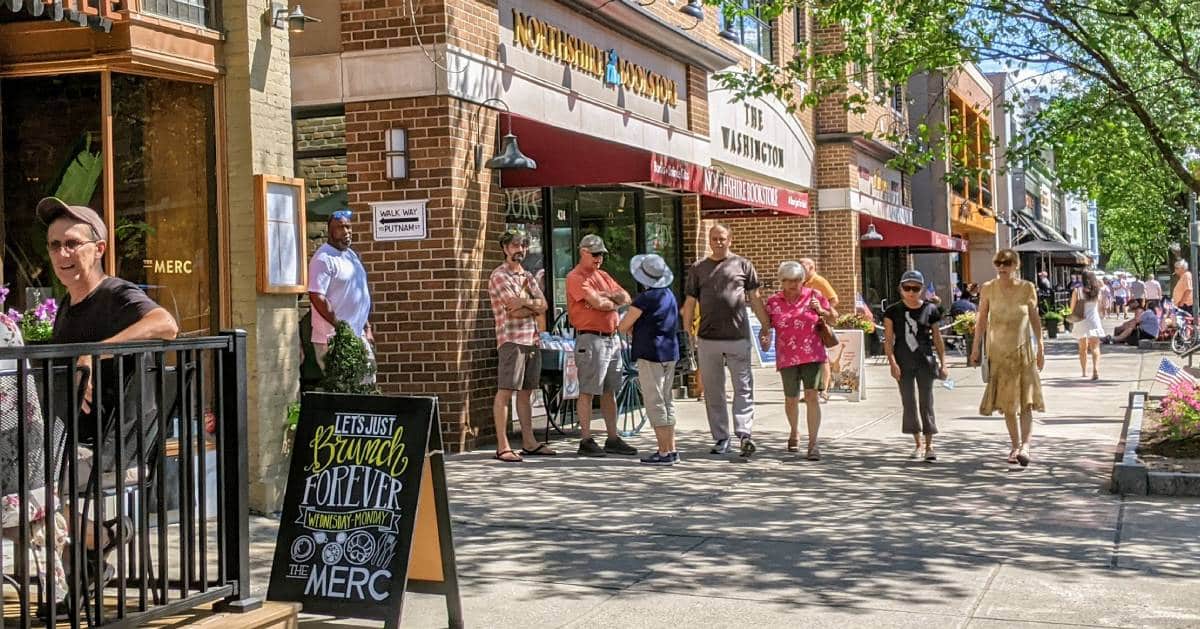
[{"left": 618, "top": 254, "right": 681, "bottom": 465}]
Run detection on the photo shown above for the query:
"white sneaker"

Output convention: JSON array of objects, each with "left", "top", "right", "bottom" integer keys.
[{"left": 910, "top": 445, "right": 923, "bottom": 459}]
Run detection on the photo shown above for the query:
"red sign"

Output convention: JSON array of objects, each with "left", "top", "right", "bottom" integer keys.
[{"left": 650, "top": 154, "right": 809, "bottom": 216}]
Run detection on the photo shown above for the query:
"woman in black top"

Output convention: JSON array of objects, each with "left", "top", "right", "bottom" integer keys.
[{"left": 884, "top": 270, "right": 949, "bottom": 461}]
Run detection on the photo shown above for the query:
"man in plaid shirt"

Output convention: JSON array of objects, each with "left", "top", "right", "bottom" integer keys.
[{"left": 488, "top": 228, "right": 556, "bottom": 462}]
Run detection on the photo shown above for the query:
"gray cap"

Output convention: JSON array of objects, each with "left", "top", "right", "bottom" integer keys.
[
  {"left": 899, "top": 270, "right": 926, "bottom": 286},
  {"left": 579, "top": 234, "right": 608, "bottom": 253},
  {"left": 37, "top": 196, "right": 108, "bottom": 241}
]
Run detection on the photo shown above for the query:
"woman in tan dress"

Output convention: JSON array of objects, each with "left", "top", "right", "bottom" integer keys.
[{"left": 970, "top": 249, "right": 1046, "bottom": 466}]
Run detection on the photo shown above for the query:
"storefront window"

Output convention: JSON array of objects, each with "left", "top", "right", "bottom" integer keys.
[
  {"left": 861, "top": 248, "right": 904, "bottom": 310},
  {"left": 112, "top": 74, "right": 217, "bottom": 336},
  {"left": 643, "top": 193, "right": 681, "bottom": 294},
  {"left": 1, "top": 74, "right": 103, "bottom": 311},
  {"left": 503, "top": 187, "right": 546, "bottom": 302}
]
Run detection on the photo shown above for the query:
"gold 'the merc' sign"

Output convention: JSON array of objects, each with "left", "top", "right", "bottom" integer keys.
[{"left": 512, "top": 10, "right": 679, "bottom": 107}]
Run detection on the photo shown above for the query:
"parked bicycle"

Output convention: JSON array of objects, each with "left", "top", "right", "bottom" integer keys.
[{"left": 1170, "top": 306, "right": 1200, "bottom": 355}]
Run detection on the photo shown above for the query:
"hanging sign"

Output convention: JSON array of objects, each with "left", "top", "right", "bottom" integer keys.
[{"left": 268, "top": 394, "right": 463, "bottom": 628}]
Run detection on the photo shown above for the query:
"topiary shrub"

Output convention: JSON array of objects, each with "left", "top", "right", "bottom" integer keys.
[{"left": 319, "top": 320, "right": 380, "bottom": 395}]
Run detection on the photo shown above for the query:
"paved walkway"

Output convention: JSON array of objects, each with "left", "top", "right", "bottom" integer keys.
[{"left": 249, "top": 334, "right": 1200, "bottom": 628}]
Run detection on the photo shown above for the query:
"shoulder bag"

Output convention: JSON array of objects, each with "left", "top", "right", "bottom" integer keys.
[
  {"left": 817, "top": 319, "right": 839, "bottom": 348},
  {"left": 1067, "top": 288, "right": 1086, "bottom": 323}
]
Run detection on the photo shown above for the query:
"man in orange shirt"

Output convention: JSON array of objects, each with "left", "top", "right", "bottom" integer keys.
[
  {"left": 566, "top": 235, "right": 638, "bottom": 457},
  {"left": 1173, "top": 260, "right": 1193, "bottom": 312},
  {"left": 800, "top": 258, "right": 840, "bottom": 399}
]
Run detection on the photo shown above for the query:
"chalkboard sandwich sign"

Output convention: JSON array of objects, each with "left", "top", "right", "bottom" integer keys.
[{"left": 268, "top": 393, "right": 462, "bottom": 628}]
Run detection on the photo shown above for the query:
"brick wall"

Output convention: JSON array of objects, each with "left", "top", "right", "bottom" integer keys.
[
  {"left": 295, "top": 114, "right": 347, "bottom": 202},
  {"left": 345, "top": 95, "right": 504, "bottom": 450},
  {"left": 341, "top": 0, "right": 447, "bottom": 52}
]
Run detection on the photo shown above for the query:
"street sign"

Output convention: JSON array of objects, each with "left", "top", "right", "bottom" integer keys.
[{"left": 372, "top": 200, "right": 428, "bottom": 241}]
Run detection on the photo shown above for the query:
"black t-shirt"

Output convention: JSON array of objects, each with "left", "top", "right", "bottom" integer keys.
[
  {"left": 51, "top": 277, "right": 162, "bottom": 468},
  {"left": 52, "top": 276, "right": 160, "bottom": 344},
  {"left": 885, "top": 301, "right": 942, "bottom": 371}
]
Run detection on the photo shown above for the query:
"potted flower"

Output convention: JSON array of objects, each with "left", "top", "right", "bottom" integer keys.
[
  {"left": 5, "top": 297, "right": 58, "bottom": 344},
  {"left": 952, "top": 311, "right": 977, "bottom": 349},
  {"left": 1042, "top": 310, "right": 1063, "bottom": 339},
  {"left": 834, "top": 313, "right": 875, "bottom": 333},
  {"left": 1058, "top": 305, "right": 1074, "bottom": 332}
]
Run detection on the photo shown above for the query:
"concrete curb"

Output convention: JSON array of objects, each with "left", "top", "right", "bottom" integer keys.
[{"left": 1111, "top": 390, "right": 1200, "bottom": 496}]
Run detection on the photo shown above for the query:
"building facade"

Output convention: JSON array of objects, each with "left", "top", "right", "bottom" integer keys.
[
  {"left": 289, "top": 0, "right": 834, "bottom": 455},
  {"left": 1, "top": 0, "right": 300, "bottom": 510},
  {"left": 908, "top": 64, "right": 998, "bottom": 298}
]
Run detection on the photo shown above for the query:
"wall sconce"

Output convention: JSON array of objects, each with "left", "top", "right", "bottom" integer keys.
[
  {"left": 680, "top": 0, "right": 704, "bottom": 21},
  {"left": 861, "top": 224, "right": 884, "bottom": 241},
  {"left": 718, "top": 13, "right": 740, "bottom": 43},
  {"left": 385, "top": 128, "right": 408, "bottom": 180},
  {"left": 267, "top": 3, "right": 321, "bottom": 32},
  {"left": 473, "top": 98, "right": 537, "bottom": 171}
]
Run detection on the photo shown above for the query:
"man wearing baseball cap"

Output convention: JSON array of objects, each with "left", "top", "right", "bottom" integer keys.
[
  {"left": 566, "top": 234, "right": 637, "bottom": 457},
  {"left": 38, "top": 196, "right": 178, "bottom": 566}
]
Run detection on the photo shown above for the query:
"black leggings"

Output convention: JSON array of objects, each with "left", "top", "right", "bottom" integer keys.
[{"left": 899, "top": 368, "right": 938, "bottom": 436}]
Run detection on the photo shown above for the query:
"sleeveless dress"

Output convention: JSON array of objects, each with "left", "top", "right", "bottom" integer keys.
[
  {"left": 979, "top": 280, "right": 1045, "bottom": 417},
  {"left": 1073, "top": 289, "right": 1106, "bottom": 339}
]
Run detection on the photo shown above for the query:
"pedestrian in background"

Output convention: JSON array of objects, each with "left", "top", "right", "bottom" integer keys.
[
  {"left": 566, "top": 234, "right": 638, "bottom": 458},
  {"left": 1112, "top": 276, "right": 1129, "bottom": 319},
  {"left": 618, "top": 254, "right": 680, "bottom": 466},
  {"left": 1145, "top": 274, "right": 1163, "bottom": 312},
  {"left": 1173, "top": 260, "right": 1193, "bottom": 313},
  {"left": 799, "top": 257, "right": 839, "bottom": 403},
  {"left": 308, "top": 209, "right": 374, "bottom": 376},
  {"left": 762, "top": 262, "right": 835, "bottom": 461},
  {"left": 1070, "top": 270, "right": 1105, "bottom": 382},
  {"left": 884, "top": 270, "right": 947, "bottom": 461},
  {"left": 970, "top": 249, "right": 1045, "bottom": 467},
  {"left": 682, "top": 224, "right": 769, "bottom": 458}
]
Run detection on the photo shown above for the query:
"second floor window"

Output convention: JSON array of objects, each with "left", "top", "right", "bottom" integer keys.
[{"left": 721, "top": 1, "right": 773, "bottom": 59}]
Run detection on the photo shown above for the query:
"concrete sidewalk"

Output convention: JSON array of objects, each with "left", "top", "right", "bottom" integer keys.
[{"left": 249, "top": 337, "right": 1200, "bottom": 628}]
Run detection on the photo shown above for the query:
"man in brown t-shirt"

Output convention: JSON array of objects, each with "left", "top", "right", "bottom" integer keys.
[{"left": 682, "top": 224, "right": 769, "bottom": 457}]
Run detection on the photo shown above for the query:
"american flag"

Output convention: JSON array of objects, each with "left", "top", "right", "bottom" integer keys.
[{"left": 1155, "top": 358, "right": 1197, "bottom": 389}]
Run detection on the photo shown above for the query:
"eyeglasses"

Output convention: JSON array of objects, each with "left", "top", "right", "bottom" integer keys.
[
  {"left": 331, "top": 210, "right": 352, "bottom": 221},
  {"left": 901, "top": 285, "right": 923, "bottom": 293},
  {"left": 588, "top": 251, "right": 606, "bottom": 258},
  {"left": 48, "top": 238, "right": 98, "bottom": 254}
]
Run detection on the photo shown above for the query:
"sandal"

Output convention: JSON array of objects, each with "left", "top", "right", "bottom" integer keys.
[
  {"left": 494, "top": 449, "right": 523, "bottom": 462},
  {"left": 806, "top": 445, "right": 821, "bottom": 461},
  {"left": 787, "top": 438, "right": 799, "bottom": 453},
  {"left": 520, "top": 443, "right": 558, "bottom": 456},
  {"left": 1007, "top": 448, "right": 1019, "bottom": 464},
  {"left": 1017, "top": 446, "right": 1031, "bottom": 467}
]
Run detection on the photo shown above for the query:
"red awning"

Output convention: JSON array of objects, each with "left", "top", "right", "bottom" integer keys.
[
  {"left": 859, "top": 213, "right": 967, "bottom": 253},
  {"left": 498, "top": 115, "right": 809, "bottom": 217}
]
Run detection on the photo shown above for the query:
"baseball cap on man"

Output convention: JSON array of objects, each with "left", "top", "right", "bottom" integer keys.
[
  {"left": 37, "top": 197, "right": 108, "bottom": 241},
  {"left": 899, "top": 270, "right": 926, "bottom": 287},
  {"left": 579, "top": 234, "right": 608, "bottom": 253}
]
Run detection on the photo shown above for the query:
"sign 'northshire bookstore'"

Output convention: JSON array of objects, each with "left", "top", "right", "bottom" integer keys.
[{"left": 511, "top": 9, "right": 678, "bottom": 107}]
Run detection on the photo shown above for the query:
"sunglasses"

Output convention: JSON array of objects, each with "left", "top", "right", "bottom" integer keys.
[
  {"left": 331, "top": 210, "right": 352, "bottom": 221},
  {"left": 48, "top": 238, "right": 98, "bottom": 254},
  {"left": 900, "top": 285, "right": 923, "bottom": 293},
  {"left": 588, "top": 251, "right": 606, "bottom": 258},
  {"left": 994, "top": 260, "right": 1015, "bottom": 268}
]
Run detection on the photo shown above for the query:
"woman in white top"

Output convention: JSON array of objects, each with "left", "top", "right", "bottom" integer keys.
[{"left": 1070, "top": 270, "right": 1106, "bottom": 380}]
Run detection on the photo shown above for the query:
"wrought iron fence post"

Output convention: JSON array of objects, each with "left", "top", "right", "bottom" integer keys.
[{"left": 215, "top": 329, "right": 262, "bottom": 613}]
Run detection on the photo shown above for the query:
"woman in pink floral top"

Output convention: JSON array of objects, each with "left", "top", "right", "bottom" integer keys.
[{"left": 761, "top": 261, "right": 836, "bottom": 460}]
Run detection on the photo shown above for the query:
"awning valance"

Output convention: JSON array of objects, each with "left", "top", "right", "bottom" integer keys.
[
  {"left": 858, "top": 213, "right": 967, "bottom": 253},
  {"left": 499, "top": 115, "right": 810, "bottom": 217}
]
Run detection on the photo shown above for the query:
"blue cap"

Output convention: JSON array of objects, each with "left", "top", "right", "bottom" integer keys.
[{"left": 900, "top": 270, "right": 925, "bottom": 286}]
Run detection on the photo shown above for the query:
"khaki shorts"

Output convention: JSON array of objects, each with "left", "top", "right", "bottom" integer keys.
[
  {"left": 497, "top": 342, "right": 541, "bottom": 391},
  {"left": 780, "top": 362, "right": 824, "bottom": 398},
  {"left": 575, "top": 333, "right": 622, "bottom": 396}
]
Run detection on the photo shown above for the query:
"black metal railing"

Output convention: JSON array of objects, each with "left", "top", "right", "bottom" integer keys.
[{"left": 0, "top": 330, "right": 256, "bottom": 627}]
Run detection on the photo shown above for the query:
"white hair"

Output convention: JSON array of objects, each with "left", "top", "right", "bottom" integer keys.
[
  {"left": 1177, "top": 260, "right": 1189, "bottom": 270},
  {"left": 778, "top": 261, "right": 806, "bottom": 281}
]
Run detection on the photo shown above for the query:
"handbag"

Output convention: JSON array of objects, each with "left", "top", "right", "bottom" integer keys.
[
  {"left": 1067, "top": 288, "right": 1086, "bottom": 323},
  {"left": 817, "top": 319, "right": 839, "bottom": 348}
]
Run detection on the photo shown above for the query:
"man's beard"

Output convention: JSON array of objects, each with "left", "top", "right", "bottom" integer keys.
[{"left": 510, "top": 252, "right": 525, "bottom": 263}]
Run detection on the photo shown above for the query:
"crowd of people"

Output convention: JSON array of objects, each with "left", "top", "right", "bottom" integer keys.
[{"left": 486, "top": 225, "right": 1053, "bottom": 469}]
